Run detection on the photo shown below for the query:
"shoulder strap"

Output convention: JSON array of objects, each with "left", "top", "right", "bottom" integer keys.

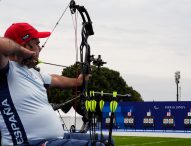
[
  {"left": 0, "top": 67, "right": 29, "bottom": 145},
  {"left": 0, "top": 61, "right": 9, "bottom": 76}
]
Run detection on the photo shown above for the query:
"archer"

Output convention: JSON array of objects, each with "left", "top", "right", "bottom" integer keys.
[{"left": 0, "top": 23, "right": 105, "bottom": 146}]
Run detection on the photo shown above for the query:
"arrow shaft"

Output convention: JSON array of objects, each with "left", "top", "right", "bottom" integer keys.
[
  {"left": 94, "top": 91, "right": 130, "bottom": 97},
  {"left": 41, "top": 62, "right": 68, "bottom": 68}
]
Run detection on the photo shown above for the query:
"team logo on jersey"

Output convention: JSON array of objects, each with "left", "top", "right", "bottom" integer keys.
[{"left": 1, "top": 98, "right": 24, "bottom": 144}]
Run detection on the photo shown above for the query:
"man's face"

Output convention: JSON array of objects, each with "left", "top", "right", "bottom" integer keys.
[
  {"left": 23, "top": 38, "right": 41, "bottom": 68},
  {"left": 26, "top": 38, "right": 41, "bottom": 57}
]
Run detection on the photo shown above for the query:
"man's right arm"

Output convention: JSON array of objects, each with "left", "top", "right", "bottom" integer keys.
[
  {"left": 0, "top": 37, "right": 36, "bottom": 69},
  {"left": 0, "top": 37, "right": 14, "bottom": 69}
]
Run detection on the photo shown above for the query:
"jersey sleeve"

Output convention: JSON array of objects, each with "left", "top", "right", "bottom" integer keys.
[{"left": 40, "top": 72, "right": 52, "bottom": 88}]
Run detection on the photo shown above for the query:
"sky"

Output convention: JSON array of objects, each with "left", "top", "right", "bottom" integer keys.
[{"left": 1, "top": 0, "right": 191, "bottom": 101}]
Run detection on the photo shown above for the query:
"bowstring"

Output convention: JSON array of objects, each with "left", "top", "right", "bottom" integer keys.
[
  {"left": 57, "top": 109, "right": 70, "bottom": 133},
  {"left": 40, "top": 1, "right": 71, "bottom": 132},
  {"left": 41, "top": 2, "right": 70, "bottom": 48},
  {"left": 71, "top": 11, "right": 79, "bottom": 63},
  {"left": 70, "top": 10, "right": 79, "bottom": 132},
  {"left": 40, "top": 0, "right": 80, "bottom": 133}
]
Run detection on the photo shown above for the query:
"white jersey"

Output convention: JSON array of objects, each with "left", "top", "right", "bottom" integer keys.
[{"left": 0, "top": 61, "right": 64, "bottom": 146}]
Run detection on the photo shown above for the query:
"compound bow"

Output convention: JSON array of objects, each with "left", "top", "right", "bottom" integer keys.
[{"left": 41, "top": 0, "right": 106, "bottom": 145}]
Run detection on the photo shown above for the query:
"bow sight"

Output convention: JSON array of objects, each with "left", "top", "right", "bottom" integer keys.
[{"left": 92, "top": 55, "right": 107, "bottom": 70}]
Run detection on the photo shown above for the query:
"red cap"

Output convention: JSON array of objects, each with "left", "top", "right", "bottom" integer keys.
[{"left": 4, "top": 23, "right": 51, "bottom": 45}]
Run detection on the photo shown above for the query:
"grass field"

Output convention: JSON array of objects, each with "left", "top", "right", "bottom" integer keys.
[{"left": 113, "top": 136, "right": 191, "bottom": 146}]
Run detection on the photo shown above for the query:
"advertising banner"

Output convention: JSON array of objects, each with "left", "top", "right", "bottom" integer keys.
[{"left": 102, "top": 101, "right": 191, "bottom": 130}]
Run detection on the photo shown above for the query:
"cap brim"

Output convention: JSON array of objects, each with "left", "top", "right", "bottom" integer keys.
[{"left": 36, "top": 32, "right": 51, "bottom": 38}]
